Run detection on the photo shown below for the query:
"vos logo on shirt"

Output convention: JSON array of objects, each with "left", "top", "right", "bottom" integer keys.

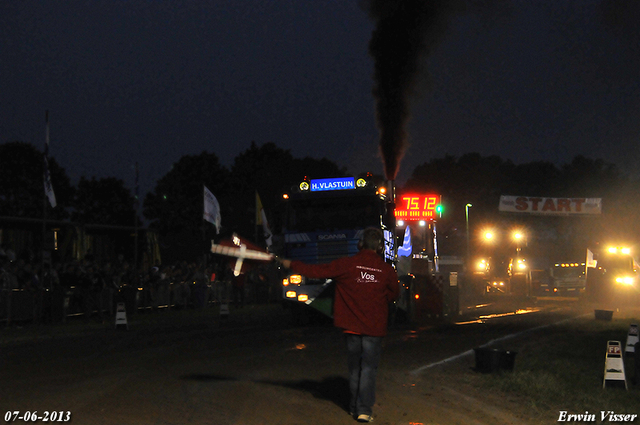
[
  {"left": 361, "top": 271, "right": 375, "bottom": 281},
  {"left": 357, "top": 266, "right": 382, "bottom": 283}
]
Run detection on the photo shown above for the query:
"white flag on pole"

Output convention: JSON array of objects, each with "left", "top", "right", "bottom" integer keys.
[
  {"left": 203, "top": 185, "right": 221, "bottom": 234},
  {"left": 44, "top": 110, "right": 57, "bottom": 208},
  {"left": 256, "top": 192, "right": 273, "bottom": 248},
  {"left": 586, "top": 248, "right": 597, "bottom": 268},
  {"left": 260, "top": 208, "right": 273, "bottom": 248},
  {"left": 43, "top": 159, "right": 56, "bottom": 208}
]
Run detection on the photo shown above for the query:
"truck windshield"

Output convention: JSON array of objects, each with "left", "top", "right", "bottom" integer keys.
[
  {"left": 286, "top": 196, "right": 381, "bottom": 232},
  {"left": 553, "top": 267, "right": 584, "bottom": 278},
  {"left": 599, "top": 255, "right": 634, "bottom": 272}
]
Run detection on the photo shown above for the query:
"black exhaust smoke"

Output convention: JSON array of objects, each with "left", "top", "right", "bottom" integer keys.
[{"left": 366, "top": 0, "right": 461, "bottom": 181}]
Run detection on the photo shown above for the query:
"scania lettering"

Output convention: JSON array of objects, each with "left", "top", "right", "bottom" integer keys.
[{"left": 317, "top": 234, "right": 347, "bottom": 240}]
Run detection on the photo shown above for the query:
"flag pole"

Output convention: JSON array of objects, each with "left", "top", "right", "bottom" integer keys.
[
  {"left": 202, "top": 184, "right": 211, "bottom": 284},
  {"left": 203, "top": 184, "right": 207, "bottom": 274},
  {"left": 42, "top": 111, "right": 49, "bottom": 287},
  {"left": 254, "top": 191, "right": 258, "bottom": 244},
  {"left": 42, "top": 109, "right": 57, "bottom": 264},
  {"left": 42, "top": 110, "right": 55, "bottom": 325},
  {"left": 134, "top": 162, "right": 139, "bottom": 276}
]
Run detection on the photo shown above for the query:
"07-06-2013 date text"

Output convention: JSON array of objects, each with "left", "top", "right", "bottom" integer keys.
[{"left": 4, "top": 411, "right": 71, "bottom": 422}]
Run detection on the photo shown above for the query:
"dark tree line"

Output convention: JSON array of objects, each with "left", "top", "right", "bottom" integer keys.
[
  {"left": 404, "top": 152, "right": 629, "bottom": 223},
  {"left": 0, "top": 142, "right": 137, "bottom": 226},
  {"left": 0, "top": 142, "right": 74, "bottom": 220},
  {"left": 2, "top": 140, "right": 638, "bottom": 263},
  {"left": 141, "top": 142, "right": 346, "bottom": 260},
  {"left": 404, "top": 153, "right": 638, "bottom": 261}
]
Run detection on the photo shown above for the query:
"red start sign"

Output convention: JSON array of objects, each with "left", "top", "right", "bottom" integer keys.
[{"left": 394, "top": 194, "right": 440, "bottom": 221}]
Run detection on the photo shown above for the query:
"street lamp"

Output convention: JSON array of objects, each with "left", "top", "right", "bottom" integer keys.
[
  {"left": 465, "top": 203, "right": 472, "bottom": 261},
  {"left": 483, "top": 230, "right": 495, "bottom": 241},
  {"left": 512, "top": 230, "right": 525, "bottom": 253}
]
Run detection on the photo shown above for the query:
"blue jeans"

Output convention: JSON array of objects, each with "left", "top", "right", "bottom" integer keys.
[{"left": 346, "top": 334, "right": 382, "bottom": 416}]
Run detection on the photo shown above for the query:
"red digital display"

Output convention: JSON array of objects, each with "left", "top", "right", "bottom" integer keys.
[{"left": 394, "top": 194, "right": 440, "bottom": 221}]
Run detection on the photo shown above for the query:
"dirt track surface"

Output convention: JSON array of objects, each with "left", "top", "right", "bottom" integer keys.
[{"left": 0, "top": 299, "right": 612, "bottom": 425}]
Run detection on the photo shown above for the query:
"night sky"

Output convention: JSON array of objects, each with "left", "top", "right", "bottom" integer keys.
[{"left": 2, "top": 1, "right": 639, "bottom": 199}]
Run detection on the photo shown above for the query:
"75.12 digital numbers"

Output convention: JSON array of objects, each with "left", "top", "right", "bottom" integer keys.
[
  {"left": 4, "top": 411, "right": 71, "bottom": 422},
  {"left": 394, "top": 194, "right": 441, "bottom": 221}
]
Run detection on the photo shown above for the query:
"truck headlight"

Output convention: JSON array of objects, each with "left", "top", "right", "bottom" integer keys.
[
  {"left": 283, "top": 275, "right": 303, "bottom": 286},
  {"left": 615, "top": 276, "right": 635, "bottom": 285}
]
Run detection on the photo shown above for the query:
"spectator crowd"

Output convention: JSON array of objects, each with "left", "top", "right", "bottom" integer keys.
[{"left": 0, "top": 245, "right": 278, "bottom": 326}]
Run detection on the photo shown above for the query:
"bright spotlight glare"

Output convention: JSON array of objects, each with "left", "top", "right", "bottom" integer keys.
[{"left": 616, "top": 276, "right": 635, "bottom": 285}]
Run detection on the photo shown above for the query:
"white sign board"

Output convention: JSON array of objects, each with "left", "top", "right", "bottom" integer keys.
[{"left": 499, "top": 196, "right": 601, "bottom": 215}]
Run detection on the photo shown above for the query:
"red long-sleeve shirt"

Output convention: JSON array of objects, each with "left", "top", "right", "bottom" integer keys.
[{"left": 290, "top": 249, "right": 399, "bottom": 336}]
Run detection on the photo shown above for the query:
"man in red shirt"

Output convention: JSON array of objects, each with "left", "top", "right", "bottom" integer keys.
[{"left": 280, "top": 227, "right": 399, "bottom": 423}]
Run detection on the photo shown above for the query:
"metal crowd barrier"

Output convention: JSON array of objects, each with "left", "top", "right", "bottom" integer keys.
[{"left": 1, "top": 282, "right": 222, "bottom": 325}]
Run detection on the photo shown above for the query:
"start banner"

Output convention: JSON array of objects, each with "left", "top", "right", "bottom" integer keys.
[{"left": 499, "top": 196, "right": 602, "bottom": 215}]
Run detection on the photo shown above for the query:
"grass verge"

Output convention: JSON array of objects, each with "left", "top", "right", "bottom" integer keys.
[{"left": 473, "top": 314, "right": 640, "bottom": 422}]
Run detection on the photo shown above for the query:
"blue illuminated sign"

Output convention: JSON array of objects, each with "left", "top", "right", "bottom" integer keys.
[{"left": 310, "top": 177, "right": 355, "bottom": 192}]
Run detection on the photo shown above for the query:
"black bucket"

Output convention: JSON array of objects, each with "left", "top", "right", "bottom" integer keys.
[
  {"left": 595, "top": 309, "right": 614, "bottom": 321},
  {"left": 474, "top": 348, "right": 517, "bottom": 373}
]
